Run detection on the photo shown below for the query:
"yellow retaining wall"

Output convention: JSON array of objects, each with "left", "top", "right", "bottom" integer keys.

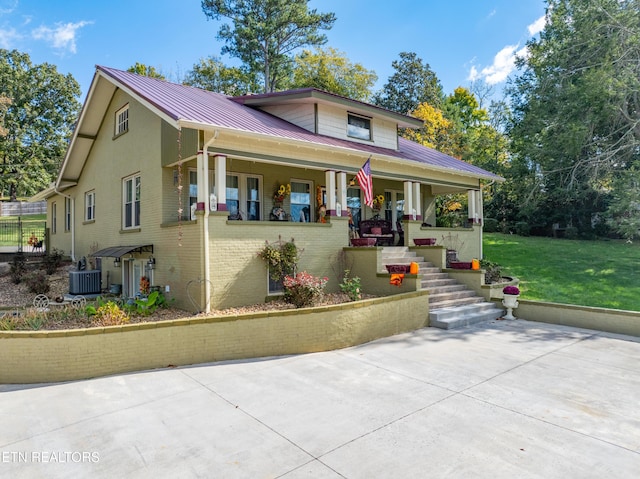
[
  {"left": 0, "top": 291, "right": 429, "bottom": 384},
  {"left": 514, "top": 300, "right": 640, "bottom": 337}
]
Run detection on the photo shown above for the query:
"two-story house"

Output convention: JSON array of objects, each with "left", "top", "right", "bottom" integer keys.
[{"left": 37, "top": 66, "right": 501, "bottom": 312}]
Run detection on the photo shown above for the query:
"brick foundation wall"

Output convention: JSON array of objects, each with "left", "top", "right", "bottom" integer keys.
[{"left": 0, "top": 291, "right": 429, "bottom": 384}]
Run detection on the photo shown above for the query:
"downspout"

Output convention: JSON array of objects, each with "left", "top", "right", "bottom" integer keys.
[
  {"left": 201, "top": 131, "right": 218, "bottom": 313},
  {"left": 53, "top": 186, "right": 76, "bottom": 262}
]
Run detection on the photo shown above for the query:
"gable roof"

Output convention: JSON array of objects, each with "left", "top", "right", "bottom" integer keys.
[{"left": 56, "top": 65, "right": 502, "bottom": 190}]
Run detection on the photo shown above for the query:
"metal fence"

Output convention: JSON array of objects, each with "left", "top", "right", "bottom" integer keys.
[
  {"left": 0, "top": 217, "right": 47, "bottom": 253},
  {"left": 0, "top": 201, "right": 47, "bottom": 217}
]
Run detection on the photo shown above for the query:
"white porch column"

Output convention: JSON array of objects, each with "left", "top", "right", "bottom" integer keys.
[
  {"left": 325, "top": 169, "right": 336, "bottom": 216},
  {"left": 196, "top": 151, "right": 206, "bottom": 207},
  {"left": 337, "top": 171, "right": 347, "bottom": 216},
  {"left": 412, "top": 183, "right": 421, "bottom": 221},
  {"left": 214, "top": 155, "right": 227, "bottom": 211},
  {"left": 403, "top": 181, "right": 413, "bottom": 219},
  {"left": 468, "top": 190, "right": 481, "bottom": 224}
]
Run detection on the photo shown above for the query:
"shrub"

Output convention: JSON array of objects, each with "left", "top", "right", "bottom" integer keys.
[
  {"left": 339, "top": 269, "right": 362, "bottom": 301},
  {"left": 515, "top": 221, "right": 531, "bottom": 236},
  {"left": 93, "top": 302, "right": 130, "bottom": 326},
  {"left": 0, "top": 316, "right": 18, "bottom": 330},
  {"left": 483, "top": 218, "right": 499, "bottom": 233},
  {"left": 123, "top": 291, "right": 165, "bottom": 316},
  {"left": 9, "top": 253, "right": 27, "bottom": 284},
  {"left": 480, "top": 260, "right": 502, "bottom": 284},
  {"left": 283, "top": 271, "right": 328, "bottom": 308},
  {"left": 24, "top": 270, "right": 50, "bottom": 294},
  {"left": 565, "top": 226, "right": 579, "bottom": 239},
  {"left": 42, "top": 248, "right": 64, "bottom": 275}
]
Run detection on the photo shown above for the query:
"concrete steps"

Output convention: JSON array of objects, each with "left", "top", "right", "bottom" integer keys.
[
  {"left": 429, "top": 302, "right": 505, "bottom": 330},
  {"left": 381, "top": 246, "right": 504, "bottom": 330}
]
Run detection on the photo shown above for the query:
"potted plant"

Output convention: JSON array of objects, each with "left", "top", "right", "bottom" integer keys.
[
  {"left": 440, "top": 233, "right": 465, "bottom": 268},
  {"left": 502, "top": 285, "right": 520, "bottom": 320}
]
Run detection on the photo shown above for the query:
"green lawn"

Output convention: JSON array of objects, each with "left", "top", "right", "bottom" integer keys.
[
  {"left": 483, "top": 233, "right": 640, "bottom": 311},
  {"left": 0, "top": 215, "right": 46, "bottom": 246}
]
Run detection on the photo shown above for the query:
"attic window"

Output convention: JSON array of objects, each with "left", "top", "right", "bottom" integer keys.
[
  {"left": 115, "top": 104, "right": 129, "bottom": 137},
  {"left": 347, "top": 113, "right": 371, "bottom": 141}
]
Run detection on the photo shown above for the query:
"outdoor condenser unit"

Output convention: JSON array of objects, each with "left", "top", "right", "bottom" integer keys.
[{"left": 69, "top": 270, "right": 101, "bottom": 295}]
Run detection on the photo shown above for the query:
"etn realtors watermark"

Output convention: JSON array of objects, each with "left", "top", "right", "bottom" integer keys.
[{"left": 2, "top": 451, "right": 100, "bottom": 463}]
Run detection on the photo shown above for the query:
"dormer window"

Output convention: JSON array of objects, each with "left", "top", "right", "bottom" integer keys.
[
  {"left": 347, "top": 113, "right": 371, "bottom": 141},
  {"left": 115, "top": 104, "right": 129, "bottom": 137}
]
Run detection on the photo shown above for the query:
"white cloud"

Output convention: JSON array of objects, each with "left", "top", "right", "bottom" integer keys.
[
  {"left": 468, "top": 65, "right": 479, "bottom": 82},
  {"left": 31, "top": 20, "right": 92, "bottom": 54},
  {"left": 468, "top": 44, "right": 529, "bottom": 85},
  {"left": 467, "top": 13, "right": 544, "bottom": 86},
  {"left": 0, "top": 0, "right": 18, "bottom": 16},
  {"left": 0, "top": 26, "right": 19, "bottom": 48},
  {"left": 527, "top": 14, "right": 546, "bottom": 36}
]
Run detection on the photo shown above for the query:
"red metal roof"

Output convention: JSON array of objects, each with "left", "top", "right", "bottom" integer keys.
[{"left": 97, "top": 66, "right": 502, "bottom": 181}]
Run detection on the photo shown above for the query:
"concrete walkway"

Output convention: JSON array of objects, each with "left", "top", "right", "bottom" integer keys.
[{"left": 1, "top": 319, "right": 639, "bottom": 478}]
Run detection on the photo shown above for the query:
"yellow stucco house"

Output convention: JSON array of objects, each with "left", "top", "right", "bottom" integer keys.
[{"left": 37, "top": 66, "right": 501, "bottom": 313}]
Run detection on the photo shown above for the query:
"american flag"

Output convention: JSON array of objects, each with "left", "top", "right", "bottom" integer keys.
[{"left": 356, "top": 157, "right": 373, "bottom": 207}]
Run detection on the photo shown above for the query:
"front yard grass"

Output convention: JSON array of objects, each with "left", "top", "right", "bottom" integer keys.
[{"left": 483, "top": 233, "right": 640, "bottom": 311}]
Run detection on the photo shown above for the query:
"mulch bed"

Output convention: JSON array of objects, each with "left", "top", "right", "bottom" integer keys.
[{"left": 0, "top": 264, "right": 372, "bottom": 330}]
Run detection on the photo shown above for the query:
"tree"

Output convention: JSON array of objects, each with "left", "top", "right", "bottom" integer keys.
[
  {"left": 508, "top": 0, "right": 640, "bottom": 234},
  {"left": 127, "top": 62, "right": 166, "bottom": 80},
  {"left": 201, "top": 0, "right": 336, "bottom": 93},
  {"left": 405, "top": 102, "right": 457, "bottom": 156},
  {"left": 183, "top": 56, "right": 260, "bottom": 96},
  {"left": 372, "top": 52, "right": 444, "bottom": 114},
  {"left": 606, "top": 165, "right": 640, "bottom": 241},
  {"left": 0, "top": 49, "right": 81, "bottom": 200},
  {"left": 0, "top": 94, "right": 10, "bottom": 137},
  {"left": 287, "top": 47, "right": 377, "bottom": 101}
]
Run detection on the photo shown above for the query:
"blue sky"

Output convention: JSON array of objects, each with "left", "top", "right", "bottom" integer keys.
[{"left": 0, "top": 0, "right": 546, "bottom": 101}]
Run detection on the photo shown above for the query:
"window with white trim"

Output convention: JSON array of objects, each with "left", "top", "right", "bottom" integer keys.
[
  {"left": 123, "top": 174, "right": 141, "bottom": 229},
  {"left": 51, "top": 202, "right": 57, "bottom": 234},
  {"left": 384, "top": 190, "right": 404, "bottom": 228},
  {"left": 226, "top": 173, "right": 262, "bottom": 220},
  {"left": 347, "top": 187, "right": 361, "bottom": 229},
  {"left": 347, "top": 113, "right": 371, "bottom": 141},
  {"left": 290, "top": 180, "right": 312, "bottom": 222},
  {"left": 64, "top": 197, "right": 71, "bottom": 232},
  {"left": 85, "top": 191, "right": 95, "bottom": 221},
  {"left": 115, "top": 104, "right": 129, "bottom": 136}
]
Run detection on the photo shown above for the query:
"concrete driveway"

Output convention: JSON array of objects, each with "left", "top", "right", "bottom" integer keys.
[{"left": 1, "top": 318, "right": 639, "bottom": 478}]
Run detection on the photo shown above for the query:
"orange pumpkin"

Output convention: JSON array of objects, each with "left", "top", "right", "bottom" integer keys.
[
  {"left": 409, "top": 262, "right": 419, "bottom": 274},
  {"left": 471, "top": 259, "right": 481, "bottom": 270}
]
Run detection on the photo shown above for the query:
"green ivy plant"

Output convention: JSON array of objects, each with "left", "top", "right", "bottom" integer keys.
[{"left": 257, "top": 237, "right": 299, "bottom": 282}]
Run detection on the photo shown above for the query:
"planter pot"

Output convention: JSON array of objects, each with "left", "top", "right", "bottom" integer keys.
[
  {"left": 413, "top": 238, "right": 436, "bottom": 246},
  {"left": 446, "top": 249, "right": 458, "bottom": 268},
  {"left": 449, "top": 261, "right": 472, "bottom": 269},
  {"left": 502, "top": 294, "right": 519, "bottom": 320},
  {"left": 350, "top": 237, "right": 377, "bottom": 247},
  {"left": 385, "top": 264, "right": 410, "bottom": 274}
]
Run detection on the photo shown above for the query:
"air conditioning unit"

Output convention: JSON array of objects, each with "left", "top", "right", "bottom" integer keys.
[{"left": 69, "top": 270, "right": 101, "bottom": 295}]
